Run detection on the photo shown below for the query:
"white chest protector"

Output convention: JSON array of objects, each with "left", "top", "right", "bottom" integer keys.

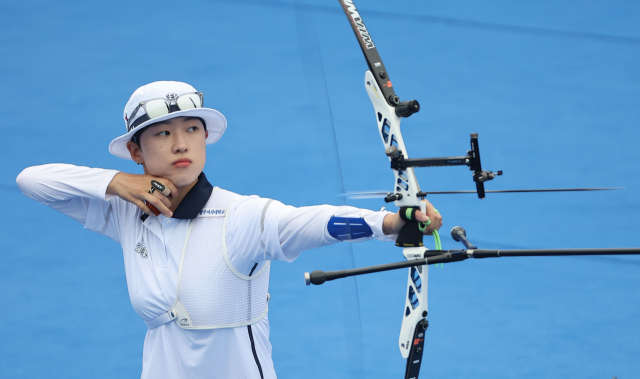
[{"left": 146, "top": 188, "right": 270, "bottom": 329}]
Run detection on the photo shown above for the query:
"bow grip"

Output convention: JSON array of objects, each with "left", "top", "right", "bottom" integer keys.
[{"left": 395, "top": 206, "right": 426, "bottom": 247}]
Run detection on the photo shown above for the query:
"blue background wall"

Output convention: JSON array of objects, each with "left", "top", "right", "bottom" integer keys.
[{"left": 1, "top": 0, "right": 639, "bottom": 378}]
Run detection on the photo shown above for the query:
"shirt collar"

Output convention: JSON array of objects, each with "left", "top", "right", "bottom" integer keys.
[
  {"left": 140, "top": 172, "right": 213, "bottom": 222},
  {"left": 172, "top": 172, "right": 214, "bottom": 220}
]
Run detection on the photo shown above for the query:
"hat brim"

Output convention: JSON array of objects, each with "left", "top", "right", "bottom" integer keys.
[{"left": 108, "top": 108, "right": 227, "bottom": 160}]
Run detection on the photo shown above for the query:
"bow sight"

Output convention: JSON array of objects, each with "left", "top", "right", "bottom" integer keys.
[{"left": 384, "top": 133, "right": 503, "bottom": 201}]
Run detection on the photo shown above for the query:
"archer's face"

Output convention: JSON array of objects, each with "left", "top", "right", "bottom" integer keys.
[{"left": 132, "top": 117, "right": 208, "bottom": 188}]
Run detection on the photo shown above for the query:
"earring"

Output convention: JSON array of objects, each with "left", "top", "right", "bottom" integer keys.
[{"left": 137, "top": 160, "right": 142, "bottom": 165}]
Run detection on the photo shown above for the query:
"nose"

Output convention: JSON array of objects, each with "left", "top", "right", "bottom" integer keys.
[{"left": 172, "top": 130, "right": 188, "bottom": 154}]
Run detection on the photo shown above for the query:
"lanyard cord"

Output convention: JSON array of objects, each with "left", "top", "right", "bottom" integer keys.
[{"left": 433, "top": 230, "right": 443, "bottom": 268}]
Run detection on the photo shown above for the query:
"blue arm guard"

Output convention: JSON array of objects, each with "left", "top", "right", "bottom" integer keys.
[{"left": 327, "top": 216, "right": 373, "bottom": 241}]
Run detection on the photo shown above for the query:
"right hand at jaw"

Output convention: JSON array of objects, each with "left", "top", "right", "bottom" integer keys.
[{"left": 106, "top": 172, "right": 178, "bottom": 217}]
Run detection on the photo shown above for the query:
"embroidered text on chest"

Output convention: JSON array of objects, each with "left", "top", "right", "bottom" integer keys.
[
  {"left": 135, "top": 243, "right": 149, "bottom": 258},
  {"left": 198, "top": 208, "right": 226, "bottom": 217}
]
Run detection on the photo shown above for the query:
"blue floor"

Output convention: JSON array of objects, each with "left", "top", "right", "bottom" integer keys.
[{"left": 1, "top": 0, "right": 639, "bottom": 378}]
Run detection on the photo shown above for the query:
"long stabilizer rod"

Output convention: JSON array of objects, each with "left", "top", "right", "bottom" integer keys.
[{"left": 304, "top": 248, "right": 640, "bottom": 285}]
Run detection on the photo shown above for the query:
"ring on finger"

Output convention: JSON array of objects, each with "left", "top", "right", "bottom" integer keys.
[
  {"left": 148, "top": 186, "right": 156, "bottom": 194},
  {"left": 151, "top": 180, "right": 171, "bottom": 197}
]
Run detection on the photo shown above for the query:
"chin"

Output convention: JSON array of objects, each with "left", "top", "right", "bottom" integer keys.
[
  {"left": 146, "top": 161, "right": 204, "bottom": 188},
  {"left": 170, "top": 171, "right": 202, "bottom": 188}
]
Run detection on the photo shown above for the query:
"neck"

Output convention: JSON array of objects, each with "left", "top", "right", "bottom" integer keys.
[{"left": 169, "top": 178, "right": 198, "bottom": 212}]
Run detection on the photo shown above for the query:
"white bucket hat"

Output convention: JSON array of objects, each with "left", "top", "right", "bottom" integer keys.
[{"left": 108, "top": 81, "right": 227, "bottom": 159}]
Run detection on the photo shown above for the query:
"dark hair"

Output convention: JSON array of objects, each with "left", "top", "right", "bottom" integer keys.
[{"left": 131, "top": 117, "right": 207, "bottom": 148}]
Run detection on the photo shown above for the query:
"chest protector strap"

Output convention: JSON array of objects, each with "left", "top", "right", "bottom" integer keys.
[
  {"left": 145, "top": 309, "right": 177, "bottom": 329},
  {"left": 147, "top": 188, "right": 271, "bottom": 329}
]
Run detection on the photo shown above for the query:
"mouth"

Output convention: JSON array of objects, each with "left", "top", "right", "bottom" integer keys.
[{"left": 173, "top": 158, "right": 192, "bottom": 168}]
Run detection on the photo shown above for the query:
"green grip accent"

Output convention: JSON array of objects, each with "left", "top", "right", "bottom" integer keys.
[{"left": 405, "top": 208, "right": 413, "bottom": 220}]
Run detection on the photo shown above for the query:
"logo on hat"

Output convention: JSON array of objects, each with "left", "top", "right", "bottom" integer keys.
[{"left": 166, "top": 93, "right": 178, "bottom": 101}]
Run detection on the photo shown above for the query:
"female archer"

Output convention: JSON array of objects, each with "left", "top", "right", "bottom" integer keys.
[{"left": 16, "top": 80, "right": 442, "bottom": 379}]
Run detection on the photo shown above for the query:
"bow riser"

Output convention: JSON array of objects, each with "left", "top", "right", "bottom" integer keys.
[
  {"left": 365, "top": 70, "right": 429, "bottom": 364},
  {"left": 364, "top": 71, "right": 422, "bottom": 208}
]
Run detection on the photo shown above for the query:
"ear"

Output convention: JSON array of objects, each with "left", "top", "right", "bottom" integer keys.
[
  {"left": 205, "top": 130, "right": 209, "bottom": 139},
  {"left": 126, "top": 140, "right": 143, "bottom": 163}
]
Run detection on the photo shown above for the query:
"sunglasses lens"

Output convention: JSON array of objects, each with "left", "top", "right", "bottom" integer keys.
[
  {"left": 145, "top": 99, "right": 170, "bottom": 119},
  {"left": 176, "top": 93, "right": 202, "bottom": 110}
]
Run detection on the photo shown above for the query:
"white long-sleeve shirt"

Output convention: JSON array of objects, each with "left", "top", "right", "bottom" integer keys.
[{"left": 16, "top": 164, "right": 394, "bottom": 379}]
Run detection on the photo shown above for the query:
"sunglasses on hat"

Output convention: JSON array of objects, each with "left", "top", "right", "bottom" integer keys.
[{"left": 127, "top": 92, "right": 203, "bottom": 131}]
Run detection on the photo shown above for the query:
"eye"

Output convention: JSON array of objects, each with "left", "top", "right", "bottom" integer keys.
[
  {"left": 157, "top": 130, "right": 170, "bottom": 136},
  {"left": 187, "top": 126, "right": 199, "bottom": 132}
]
